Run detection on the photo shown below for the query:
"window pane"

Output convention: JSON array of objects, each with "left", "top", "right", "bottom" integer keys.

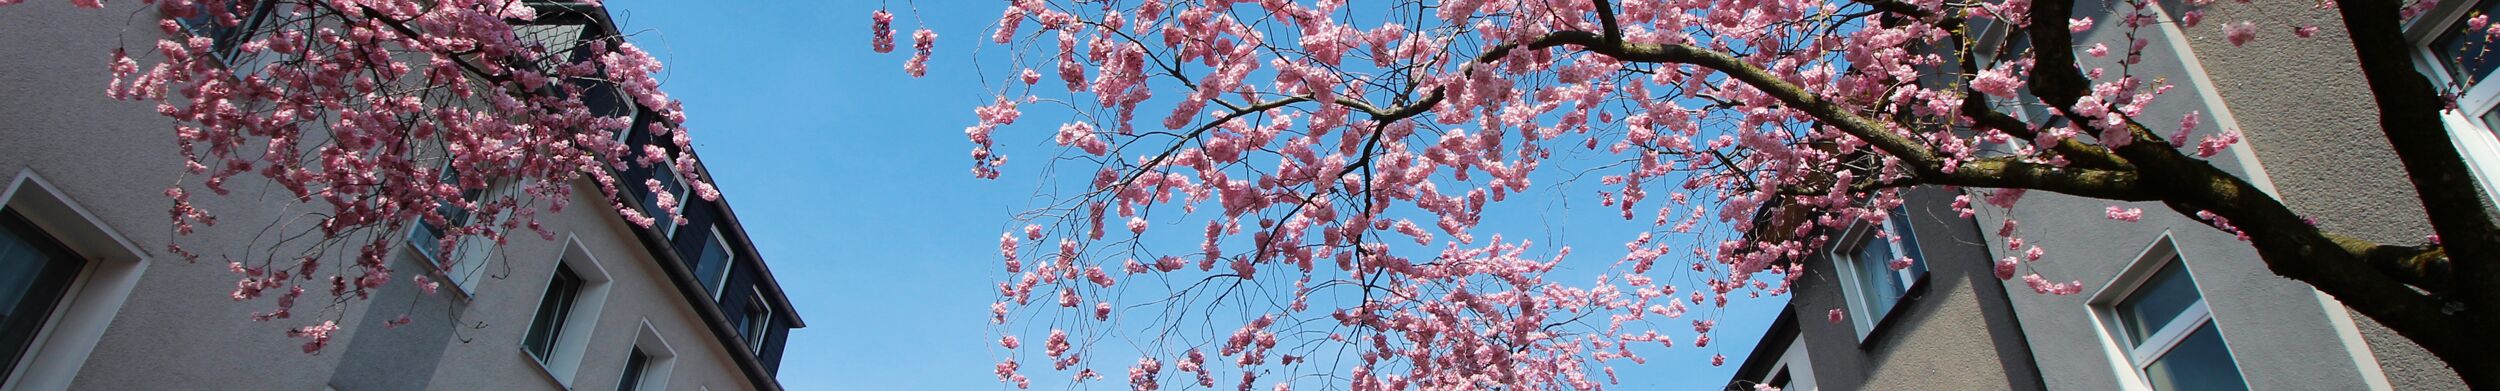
[
  {"left": 2482, "top": 105, "right": 2500, "bottom": 131},
  {"left": 1887, "top": 211, "right": 1926, "bottom": 277},
  {"left": 1851, "top": 233, "right": 1903, "bottom": 319},
  {"left": 0, "top": 211, "right": 86, "bottom": 382},
  {"left": 2116, "top": 260, "right": 2200, "bottom": 344},
  {"left": 640, "top": 165, "right": 686, "bottom": 230},
  {"left": 2143, "top": 323, "right": 2249, "bottom": 391},
  {"left": 617, "top": 348, "right": 650, "bottom": 391},
  {"left": 523, "top": 265, "right": 582, "bottom": 362},
  {"left": 697, "top": 230, "right": 733, "bottom": 295},
  {"left": 2434, "top": 0, "right": 2500, "bottom": 89},
  {"left": 741, "top": 298, "right": 770, "bottom": 350}
]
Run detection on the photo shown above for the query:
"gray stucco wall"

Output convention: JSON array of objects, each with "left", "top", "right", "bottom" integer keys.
[
  {"left": 2162, "top": 0, "right": 2467, "bottom": 388},
  {"left": 0, "top": 2, "right": 759, "bottom": 389},
  {"left": 1787, "top": 186, "right": 2044, "bottom": 390},
  {"left": 1970, "top": 0, "right": 2458, "bottom": 388}
]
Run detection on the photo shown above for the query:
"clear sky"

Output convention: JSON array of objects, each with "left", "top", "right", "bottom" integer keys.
[{"left": 597, "top": 1, "right": 1786, "bottom": 389}]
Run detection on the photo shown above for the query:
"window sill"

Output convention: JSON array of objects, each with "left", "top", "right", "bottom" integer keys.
[
  {"left": 399, "top": 243, "right": 481, "bottom": 302},
  {"left": 521, "top": 348, "right": 573, "bottom": 391},
  {"left": 1856, "top": 271, "right": 1932, "bottom": 350}
]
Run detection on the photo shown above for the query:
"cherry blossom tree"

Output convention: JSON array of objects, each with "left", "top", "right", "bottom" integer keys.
[
  {"left": 881, "top": 0, "right": 2500, "bottom": 389},
  {"left": 0, "top": 0, "right": 709, "bottom": 352}
]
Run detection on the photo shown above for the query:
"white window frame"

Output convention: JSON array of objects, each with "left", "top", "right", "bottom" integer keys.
[
  {"left": 171, "top": 0, "right": 277, "bottom": 65},
  {"left": 705, "top": 227, "right": 736, "bottom": 299},
  {"left": 1765, "top": 333, "right": 1818, "bottom": 391},
  {"left": 1827, "top": 209, "right": 1928, "bottom": 339},
  {"left": 2086, "top": 234, "right": 2249, "bottom": 391},
  {"left": 619, "top": 319, "right": 678, "bottom": 391},
  {"left": 742, "top": 287, "right": 773, "bottom": 352},
  {"left": 521, "top": 235, "right": 614, "bottom": 388},
  {"left": 0, "top": 170, "right": 151, "bottom": 391},
  {"left": 2404, "top": 0, "right": 2500, "bottom": 200},
  {"left": 650, "top": 163, "right": 691, "bottom": 239},
  {"left": 405, "top": 163, "right": 504, "bottom": 296}
]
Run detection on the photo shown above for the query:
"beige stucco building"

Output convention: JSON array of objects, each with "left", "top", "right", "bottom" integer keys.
[
  {"left": 0, "top": 1, "right": 802, "bottom": 390},
  {"left": 1728, "top": 0, "right": 2486, "bottom": 389}
]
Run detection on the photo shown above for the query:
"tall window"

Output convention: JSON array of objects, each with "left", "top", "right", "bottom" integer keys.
[
  {"left": 1834, "top": 209, "right": 1927, "bottom": 338},
  {"left": 640, "top": 163, "right": 689, "bottom": 238},
  {"left": 616, "top": 348, "right": 652, "bottom": 391},
  {"left": 407, "top": 166, "right": 494, "bottom": 293},
  {"left": 522, "top": 264, "right": 585, "bottom": 363},
  {"left": 617, "top": 321, "right": 677, "bottom": 391},
  {"left": 696, "top": 227, "right": 736, "bottom": 297},
  {"left": 0, "top": 210, "right": 84, "bottom": 383},
  {"left": 2409, "top": 0, "right": 2500, "bottom": 199},
  {"left": 736, "top": 288, "right": 773, "bottom": 352},
  {"left": 2107, "top": 258, "right": 2247, "bottom": 391},
  {"left": 173, "top": 0, "right": 275, "bottom": 61}
]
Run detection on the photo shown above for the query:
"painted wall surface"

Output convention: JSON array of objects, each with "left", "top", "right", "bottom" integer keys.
[
  {"left": 1786, "top": 187, "right": 2044, "bottom": 391},
  {"left": 0, "top": 2, "right": 766, "bottom": 390},
  {"left": 2158, "top": 0, "right": 2468, "bottom": 388},
  {"left": 327, "top": 179, "right": 756, "bottom": 391},
  {"left": 1973, "top": 0, "right": 2458, "bottom": 388}
]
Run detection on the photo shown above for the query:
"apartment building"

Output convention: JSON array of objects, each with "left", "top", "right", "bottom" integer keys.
[
  {"left": 1729, "top": 0, "right": 2484, "bottom": 389},
  {"left": 0, "top": 1, "right": 802, "bottom": 390}
]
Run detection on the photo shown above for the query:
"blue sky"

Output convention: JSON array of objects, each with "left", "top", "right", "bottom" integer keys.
[{"left": 598, "top": 1, "right": 1786, "bottom": 389}]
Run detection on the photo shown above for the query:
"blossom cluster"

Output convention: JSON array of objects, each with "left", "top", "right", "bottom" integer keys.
[
  {"left": 888, "top": 0, "right": 2310, "bottom": 389},
  {"left": 7, "top": 0, "right": 709, "bottom": 352}
]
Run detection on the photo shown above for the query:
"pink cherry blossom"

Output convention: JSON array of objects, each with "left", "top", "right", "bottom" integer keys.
[
  {"left": 2225, "top": 21, "right": 2257, "bottom": 46},
  {"left": 6, "top": 0, "right": 713, "bottom": 353},
  {"left": 871, "top": 1, "right": 2500, "bottom": 388},
  {"left": 872, "top": 10, "right": 897, "bottom": 53},
  {"left": 2106, "top": 206, "right": 2145, "bottom": 222}
]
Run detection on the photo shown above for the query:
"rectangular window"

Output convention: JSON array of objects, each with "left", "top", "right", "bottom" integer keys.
[
  {"left": 2409, "top": 0, "right": 2500, "bottom": 199},
  {"left": 737, "top": 288, "right": 772, "bottom": 352},
  {"left": 2108, "top": 258, "right": 2248, "bottom": 391},
  {"left": 696, "top": 227, "right": 735, "bottom": 298},
  {"left": 616, "top": 348, "right": 651, "bottom": 391},
  {"left": 522, "top": 264, "right": 584, "bottom": 363},
  {"left": 639, "top": 163, "right": 689, "bottom": 238},
  {"left": 173, "top": 0, "right": 276, "bottom": 61},
  {"left": 1834, "top": 208, "right": 1927, "bottom": 338},
  {"left": 0, "top": 210, "right": 85, "bottom": 383},
  {"left": 406, "top": 166, "right": 494, "bottom": 293}
]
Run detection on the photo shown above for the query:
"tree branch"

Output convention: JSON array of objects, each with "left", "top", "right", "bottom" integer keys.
[{"left": 2335, "top": 0, "right": 2500, "bottom": 310}]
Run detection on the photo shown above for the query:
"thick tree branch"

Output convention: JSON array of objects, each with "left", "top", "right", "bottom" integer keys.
[
  {"left": 2335, "top": 0, "right": 2500, "bottom": 302},
  {"left": 2331, "top": 0, "right": 2500, "bottom": 384},
  {"left": 1591, "top": 0, "right": 1622, "bottom": 44},
  {"left": 2008, "top": 0, "right": 2490, "bottom": 385}
]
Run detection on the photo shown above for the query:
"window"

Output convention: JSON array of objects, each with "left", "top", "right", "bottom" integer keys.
[
  {"left": 616, "top": 348, "right": 651, "bottom": 391},
  {"left": 407, "top": 165, "right": 496, "bottom": 294},
  {"left": 522, "top": 264, "right": 585, "bottom": 363},
  {"left": 173, "top": 0, "right": 276, "bottom": 61},
  {"left": 0, "top": 211, "right": 84, "bottom": 384},
  {"left": 1832, "top": 208, "right": 1928, "bottom": 338},
  {"left": 1767, "top": 333, "right": 1816, "bottom": 391},
  {"left": 519, "top": 238, "right": 615, "bottom": 387},
  {"left": 2101, "top": 257, "right": 2248, "bottom": 391},
  {"left": 736, "top": 288, "right": 772, "bottom": 352},
  {"left": 619, "top": 320, "right": 677, "bottom": 391},
  {"left": 696, "top": 227, "right": 736, "bottom": 297},
  {"left": 0, "top": 171, "right": 150, "bottom": 391},
  {"left": 640, "top": 163, "right": 690, "bottom": 238},
  {"left": 2407, "top": 0, "right": 2500, "bottom": 199},
  {"left": 2086, "top": 241, "right": 2256, "bottom": 391}
]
